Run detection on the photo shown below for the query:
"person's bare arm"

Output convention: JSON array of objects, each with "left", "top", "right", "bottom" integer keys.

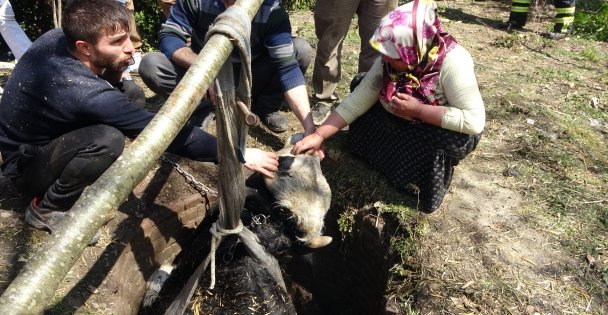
[
  {"left": 171, "top": 46, "right": 198, "bottom": 69},
  {"left": 283, "top": 85, "right": 316, "bottom": 136},
  {"left": 170, "top": 47, "right": 215, "bottom": 102}
]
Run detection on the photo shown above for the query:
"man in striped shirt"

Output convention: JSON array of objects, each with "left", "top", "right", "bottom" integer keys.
[{"left": 139, "top": 0, "right": 316, "bottom": 134}]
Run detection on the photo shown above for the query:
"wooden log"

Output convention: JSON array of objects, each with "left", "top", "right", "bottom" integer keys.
[{"left": 0, "top": 0, "right": 263, "bottom": 313}]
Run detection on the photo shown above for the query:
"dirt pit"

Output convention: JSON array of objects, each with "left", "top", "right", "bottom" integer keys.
[{"left": 136, "top": 172, "right": 406, "bottom": 315}]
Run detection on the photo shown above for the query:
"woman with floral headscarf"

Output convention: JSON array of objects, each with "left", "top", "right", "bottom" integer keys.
[{"left": 293, "top": 0, "right": 485, "bottom": 212}]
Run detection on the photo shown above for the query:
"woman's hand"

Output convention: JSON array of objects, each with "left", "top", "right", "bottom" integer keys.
[
  {"left": 244, "top": 148, "right": 278, "bottom": 178},
  {"left": 292, "top": 132, "right": 326, "bottom": 160},
  {"left": 390, "top": 92, "right": 423, "bottom": 119}
]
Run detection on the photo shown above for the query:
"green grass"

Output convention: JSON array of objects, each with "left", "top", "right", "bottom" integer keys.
[
  {"left": 295, "top": 2, "right": 608, "bottom": 310},
  {"left": 580, "top": 46, "right": 602, "bottom": 61},
  {"left": 505, "top": 93, "right": 608, "bottom": 291}
]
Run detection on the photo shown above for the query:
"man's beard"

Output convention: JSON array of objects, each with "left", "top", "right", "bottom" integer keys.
[{"left": 91, "top": 48, "right": 130, "bottom": 72}]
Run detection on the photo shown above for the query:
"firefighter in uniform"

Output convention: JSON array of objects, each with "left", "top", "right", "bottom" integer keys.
[{"left": 500, "top": 0, "right": 576, "bottom": 39}]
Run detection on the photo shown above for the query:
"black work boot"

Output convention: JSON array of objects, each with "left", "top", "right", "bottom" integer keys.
[
  {"left": 543, "top": 24, "right": 572, "bottom": 40},
  {"left": 498, "top": 20, "right": 524, "bottom": 31},
  {"left": 501, "top": 11, "right": 528, "bottom": 31},
  {"left": 25, "top": 198, "right": 101, "bottom": 245},
  {"left": 260, "top": 110, "right": 288, "bottom": 133},
  {"left": 543, "top": 31, "right": 570, "bottom": 40},
  {"left": 192, "top": 102, "right": 216, "bottom": 131},
  {"left": 25, "top": 198, "right": 66, "bottom": 233}
]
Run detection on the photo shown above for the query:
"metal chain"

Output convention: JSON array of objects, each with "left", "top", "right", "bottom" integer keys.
[
  {"left": 159, "top": 154, "right": 218, "bottom": 197},
  {"left": 251, "top": 214, "right": 269, "bottom": 226}
]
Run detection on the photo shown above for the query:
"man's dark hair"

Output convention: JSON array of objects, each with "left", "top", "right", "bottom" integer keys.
[{"left": 63, "top": 0, "right": 131, "bottom": 50}]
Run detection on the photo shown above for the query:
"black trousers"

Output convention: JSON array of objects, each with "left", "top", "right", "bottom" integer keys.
[
  {"left": 12, "top": 125, "right": 125, "bottom": 211},
  {"left": 349, "top": 104, "right": 480, "bottom": 212},
  {"left": 509, "top": 0, "right": 575, "bottom": 33},
  {"left": 347, "top": 73, "right": 480, "bottom": 212},
  {"left": 138, "top": 37, "right": 313, "bottom": 116}
]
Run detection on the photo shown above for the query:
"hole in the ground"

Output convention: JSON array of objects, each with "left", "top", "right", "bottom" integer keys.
[{"left": 140, "top": 191, "right": 407, "bottom": 315}]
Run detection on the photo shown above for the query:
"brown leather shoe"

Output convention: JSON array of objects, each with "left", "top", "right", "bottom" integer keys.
[{"left": 311, "top": 101, "right": 333, "bottom": 126}]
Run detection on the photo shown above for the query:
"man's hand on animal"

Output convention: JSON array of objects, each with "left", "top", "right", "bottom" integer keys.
[{"left": 244, "top": 148, "right": 279, "bottom": 178}]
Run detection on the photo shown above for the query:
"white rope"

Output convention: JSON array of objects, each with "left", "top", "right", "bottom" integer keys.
[
  {"left": 204, "top": 4, "right": 252, "bottom": 291},
  {"left": 163, "top": 3, "right": 258, "bottom": 314},
  {"left": 207, "top": 221, "right": 244, "bottom": 289}
]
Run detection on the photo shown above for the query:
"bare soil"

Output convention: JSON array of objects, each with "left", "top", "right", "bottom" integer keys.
[
  {"left": 406, "top": 1, "right": 608, "bottom": 314},
  {"left": 1, "top": 0, "right": 607, "bottom": 314}
]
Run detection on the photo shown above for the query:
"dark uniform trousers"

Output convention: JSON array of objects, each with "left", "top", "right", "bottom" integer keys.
[{"left": 509, "top": 0, "right": 575, "bottom": 33}]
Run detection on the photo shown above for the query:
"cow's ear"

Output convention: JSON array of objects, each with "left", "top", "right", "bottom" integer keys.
[{"left": 278, "top": 156, "right": 295, "bottom": 171}]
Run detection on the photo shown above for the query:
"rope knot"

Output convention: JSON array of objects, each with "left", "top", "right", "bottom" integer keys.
[
  {"left": 209, "top": 221, "right": 244, "bottom": 239},
  {"left": 208, "top": 220, "right": 244, "bottom": 289}
]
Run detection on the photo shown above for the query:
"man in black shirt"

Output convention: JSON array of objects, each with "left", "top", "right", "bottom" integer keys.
[{"left": 0, "top": 0, "right": 278, "bottom": 241}]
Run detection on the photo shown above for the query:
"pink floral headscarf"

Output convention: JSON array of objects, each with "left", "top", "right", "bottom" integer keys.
[{"left": 370, "top": 0, "right": 457, "bottom": 105}]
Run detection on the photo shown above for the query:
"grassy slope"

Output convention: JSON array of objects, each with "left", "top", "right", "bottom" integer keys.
[
  {"left": 0, "top": 0, "right": 605, "bottom": 313},
  {"left": 284, "top": 0, "right": 607, "bottom": 313}
]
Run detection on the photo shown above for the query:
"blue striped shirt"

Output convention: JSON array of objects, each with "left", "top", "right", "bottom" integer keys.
[{"left": 159, "top": 0, "right": 305, "bottom": 91}]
